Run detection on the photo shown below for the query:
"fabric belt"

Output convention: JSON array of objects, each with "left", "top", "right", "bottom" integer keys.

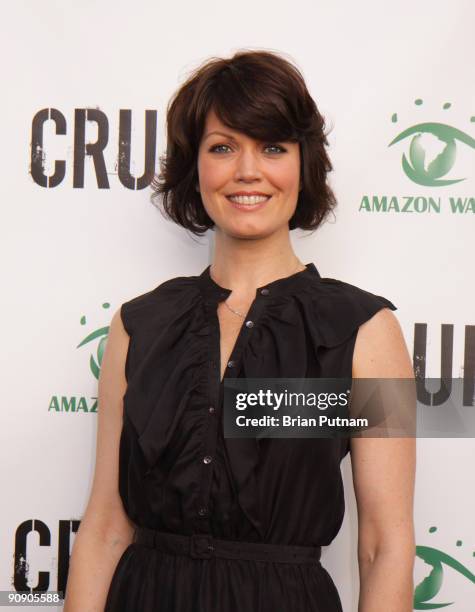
[{"left": 134, "top": 526, "right": 321, "bottom": 565}]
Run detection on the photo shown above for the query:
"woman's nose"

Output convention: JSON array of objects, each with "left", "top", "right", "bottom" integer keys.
[{"left": 233, "top": 149, "right": 263, "bottom": 181}]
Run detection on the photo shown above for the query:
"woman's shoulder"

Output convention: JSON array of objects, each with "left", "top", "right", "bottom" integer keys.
[
  {"left": 313, "top": 274, "right": 397, "bottom": 308},
  {"left": 119, "top": 273, "right": 201, "bottom": 335},
  {"left": 304, "top": 273, "right": 398, "bottom": 348}
]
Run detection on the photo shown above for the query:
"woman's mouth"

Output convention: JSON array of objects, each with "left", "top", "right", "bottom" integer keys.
[{"left": 226, "top": 194, "right": 271, "bottom": 211}]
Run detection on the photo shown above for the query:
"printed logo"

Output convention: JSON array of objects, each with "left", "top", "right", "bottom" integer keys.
[
  {"left": 76, "top": 304, "right": 111, "bottom": 380},
  {"left": 389, "top": 101, "right": 475, "bottom": 186},
  {"left": 360, "top": 99, "right": 475, "bottom": 214},
  {"left": 414, "top": 526, "right": 475, "bottom": 609},
  {"left": 30, "top": 108, "right": 157, "bottom": 189},
  {"left": 47, "top": 303, "right": 111, "bottom": 414}
]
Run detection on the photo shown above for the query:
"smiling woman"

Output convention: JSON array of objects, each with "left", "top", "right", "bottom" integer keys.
[
  {"left": 64, "top": 49, "right": 415, "bottom": 612},
  {"left": 195, "top": 108, "right": 303, "bottom": 238},
  {"left": 151, "top": 49, "right": 337, "bottom": 235}
]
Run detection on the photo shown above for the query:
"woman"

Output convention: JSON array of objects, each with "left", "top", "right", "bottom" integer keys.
[{"left": 64, "top": 50, "right": 416, "bottom": 611}]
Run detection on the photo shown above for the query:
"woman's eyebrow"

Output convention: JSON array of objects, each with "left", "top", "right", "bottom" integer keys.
[{"left": 203, "top": 130, "right": 238, "bottom": 142}]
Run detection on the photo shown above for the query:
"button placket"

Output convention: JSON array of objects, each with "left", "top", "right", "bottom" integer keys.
[
  {"left": 194, "top": 265, "right": 315, "bottom": 528},
  {"left": 196, "top": 290, "right": 266, "bottom": 527},
  {"left": 199, "top": 292, "right": 265, "bottom": 530},
  {"left": 219, "top": 296, "right": 266, "bottom": 384}
]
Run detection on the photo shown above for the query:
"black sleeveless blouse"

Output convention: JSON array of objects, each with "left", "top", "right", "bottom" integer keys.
[{"left": 104, "top": 262, "right": 397, "bottom": 611}]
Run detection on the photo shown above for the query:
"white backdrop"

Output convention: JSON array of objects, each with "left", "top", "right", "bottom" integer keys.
[{"left": 2, "top": 1, "right": 474, "bottom": 610}]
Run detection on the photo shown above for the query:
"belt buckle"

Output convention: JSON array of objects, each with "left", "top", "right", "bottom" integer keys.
[{"left": 189, "top": 533, "right": 215, "bottom": 559}]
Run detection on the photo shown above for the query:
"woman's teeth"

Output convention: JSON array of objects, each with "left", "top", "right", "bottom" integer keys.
[{"left": 227, "top": 195, "right": 270, "bottom": 205}]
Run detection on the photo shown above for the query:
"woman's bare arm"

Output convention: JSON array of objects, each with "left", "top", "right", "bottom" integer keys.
[
  {"left": 351, "top": 308, "right": 416, "bottom": 612},
  {"left": 63, "top": 308, "right": 136, "bottom": 612}
]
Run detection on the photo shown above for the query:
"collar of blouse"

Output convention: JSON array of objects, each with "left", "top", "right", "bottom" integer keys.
[{"left": 198, "top": 262, "right": 320, "bottom": 303}]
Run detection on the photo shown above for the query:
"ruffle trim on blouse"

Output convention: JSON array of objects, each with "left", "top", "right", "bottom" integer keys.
[{"left": 120, "top": 276, "right": 208, "bottom": 468}]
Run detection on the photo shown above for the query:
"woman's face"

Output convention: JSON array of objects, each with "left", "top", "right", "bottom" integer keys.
[{"left": 197, "top": 109, "right": 301, "bottom": 238}]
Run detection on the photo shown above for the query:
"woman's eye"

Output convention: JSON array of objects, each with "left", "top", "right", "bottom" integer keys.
[
  {"left": 208, "top": 143, "right": 287, "bottom": 154},
  {"left": 209, "top": 144, "right": 232, "bottom": 153},
  {"left": 264, "top": 144, "right": 287, "bottom": 154}
]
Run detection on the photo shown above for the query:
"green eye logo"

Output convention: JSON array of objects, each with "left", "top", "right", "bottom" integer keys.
[
  {"left": 414, "top": 529, "right": 475, "bottom": 609},
  {"left": 77, "top": 303, "right": 111, "bottom": 380},
  {"left": 388, "top": 100, "right": 475, "bottom": 187}
]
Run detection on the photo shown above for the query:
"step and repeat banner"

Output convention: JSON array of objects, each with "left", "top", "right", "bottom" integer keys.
[{"left": 2, "top": 1, "right": 473, "bottom": 610}]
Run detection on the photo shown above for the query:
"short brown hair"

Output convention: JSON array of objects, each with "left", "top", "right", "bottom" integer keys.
[{"left": 151, "top": 49, "right": 337, "bottom": 235}]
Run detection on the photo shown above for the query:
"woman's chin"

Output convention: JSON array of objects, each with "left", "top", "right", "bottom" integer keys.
[{"left": 218, "top": 218, "right": 282, "bottom": 240}]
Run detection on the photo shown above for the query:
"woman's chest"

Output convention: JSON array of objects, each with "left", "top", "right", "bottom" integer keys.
[{"left": 217, "top": 305, "right": 247, "bottom": 382}]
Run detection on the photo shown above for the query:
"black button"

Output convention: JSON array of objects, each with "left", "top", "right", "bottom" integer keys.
[
  {"left": 227, "top": 360, "right": 235, "bottom": 368},
  {"left": 260, "top": 288, "right": 270, "bottom": 295},
  {"left": 198, "top": 507, "right": 208, "bottom": 516}
]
